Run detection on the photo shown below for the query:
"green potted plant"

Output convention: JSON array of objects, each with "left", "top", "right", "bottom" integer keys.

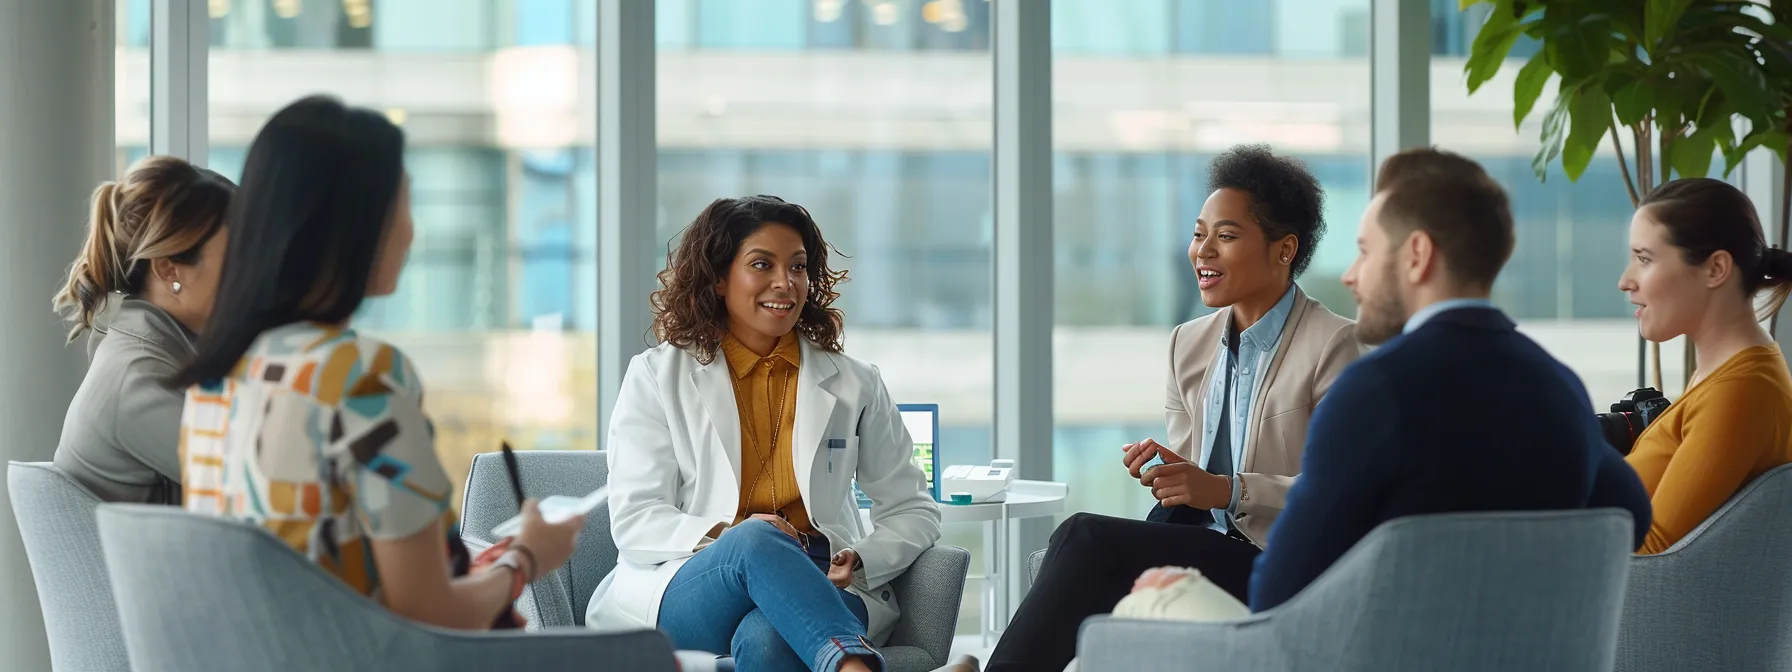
[{"left": 1459, "top": 0, "right": 1791, "bottom": 388}]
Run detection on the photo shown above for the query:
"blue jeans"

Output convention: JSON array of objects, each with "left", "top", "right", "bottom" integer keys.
[{"left": 658, "top": 519, "right": 883, "bottom": 672}]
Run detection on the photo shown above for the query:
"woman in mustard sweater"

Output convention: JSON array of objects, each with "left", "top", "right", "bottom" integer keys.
[{"left": 1618, "top": 178, "right": 1792, "bottom": 554}]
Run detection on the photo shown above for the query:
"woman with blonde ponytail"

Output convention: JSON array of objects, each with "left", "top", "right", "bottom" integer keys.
[{"left": 52, "top": 155, "right": 233, "bottom": 504}]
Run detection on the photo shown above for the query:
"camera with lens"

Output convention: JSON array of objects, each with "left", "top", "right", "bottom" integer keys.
[{"left": 1596, "top": 387, "right": 1670, "bottom": 454}]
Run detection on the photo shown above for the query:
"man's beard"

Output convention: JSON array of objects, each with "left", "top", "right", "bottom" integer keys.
[{"left": 1354, "top": 263, "right": 1408, "bottom": 345}]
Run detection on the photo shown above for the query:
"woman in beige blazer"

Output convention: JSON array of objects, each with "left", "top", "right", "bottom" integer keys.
[{"left": 987, "top": 144, "right": 1364, "bottom": 672}]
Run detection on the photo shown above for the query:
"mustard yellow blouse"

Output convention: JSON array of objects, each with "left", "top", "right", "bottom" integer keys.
[
  {"left": 721, "top": 331, "right": 811, "bottom": 534},
  {"left": 1626, "top": 345, "right": 1792, "bottom": 554}
]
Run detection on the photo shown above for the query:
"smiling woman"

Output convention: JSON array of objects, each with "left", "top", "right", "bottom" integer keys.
[
  {"left": 986, "top": 145, "right": 1365, "bottom": 672},
  {"left": 592, "top": 195, "right": 941, "bottom": 671},
  {"left": 650, "top": 195, "right": 848, "bottom": 364}
]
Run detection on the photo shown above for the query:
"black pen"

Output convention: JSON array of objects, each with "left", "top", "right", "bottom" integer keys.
[{"left": 500, "top": 441, "right": 526, "bottom": 510}]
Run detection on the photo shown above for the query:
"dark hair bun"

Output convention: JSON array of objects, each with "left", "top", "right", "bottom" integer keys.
[{"left": 1765, "top": 247, "right": 1792, "bottom": 281}]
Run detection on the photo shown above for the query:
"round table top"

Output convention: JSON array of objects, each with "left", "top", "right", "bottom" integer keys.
[{"left": 937, "top": 480, "right": 1068, "bottom": 524}]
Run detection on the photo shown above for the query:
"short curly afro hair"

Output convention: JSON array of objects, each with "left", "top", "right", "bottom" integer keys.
[{"left": 1206, "top": 144, "right": 1327, "bottom": 279}]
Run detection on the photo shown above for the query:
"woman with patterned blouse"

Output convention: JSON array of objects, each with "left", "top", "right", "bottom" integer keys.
[{"left": 170, "top": 95, "right": 583, "bottom": 630}]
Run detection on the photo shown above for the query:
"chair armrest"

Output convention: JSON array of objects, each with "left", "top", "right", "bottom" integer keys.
[
  {"left": 1078, "top": 616, "right": 1282, "bottom": 671},
  {"left": 884, "top": 546, "right": 971, "bottom": 666},
  {"left": 429, "top": 626, "right": 679, "bottom": 671}
]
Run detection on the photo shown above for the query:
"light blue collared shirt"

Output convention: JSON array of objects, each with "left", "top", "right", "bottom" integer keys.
[
  {"left": 1198, "top": 284, "right": 1298, "bottom": 533},
  {"left": 1403, "top": 298, "right": 1498, "bottom": 334}
]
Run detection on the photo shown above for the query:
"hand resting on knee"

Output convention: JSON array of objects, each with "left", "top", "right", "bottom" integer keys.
[{"left": 1111, "top": 566, "right": 1250, "bottom": 622}]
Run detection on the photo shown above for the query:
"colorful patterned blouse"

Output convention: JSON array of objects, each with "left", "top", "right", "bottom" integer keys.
[{"left": 179, "top": 322, "right": 454, "bottom": 597}]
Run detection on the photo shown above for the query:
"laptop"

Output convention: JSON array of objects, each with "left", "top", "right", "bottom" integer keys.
[{"left": 855, "top": 403, "right": 942, "bottom": 507}]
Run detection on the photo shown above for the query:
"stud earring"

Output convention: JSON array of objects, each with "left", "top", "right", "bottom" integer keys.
[{"left": 171, "top": 281, "right": 182, "bottom": 295}]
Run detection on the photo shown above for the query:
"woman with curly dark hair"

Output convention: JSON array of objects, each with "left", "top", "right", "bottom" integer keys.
[
  {"left": 586, "top": 195, "right": 940, "bottom": 672},
  {"left": 986, "top": 145, "right": 1366, "bottom": 672}
]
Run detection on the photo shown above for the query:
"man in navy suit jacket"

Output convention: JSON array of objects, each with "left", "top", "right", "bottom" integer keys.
[{"left": 1247, "top": 148, "right": 1652, "bottom": 612}]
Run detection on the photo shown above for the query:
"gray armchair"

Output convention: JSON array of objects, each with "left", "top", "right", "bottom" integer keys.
[
  {"left": 7, "top": 461, "right": 131, "bottom": 672},
  {"left": 1076, "top": 509, "right": 1636, "bottom": 671},
  {"left": 95, "top": 503, "right": 678, "bottom": 672},
  {"left": 459, "top": 450, "right": 970, "bottom": 672},
  {"left": 1617, "top": 463, "right": 1792, "bottom": 672}
]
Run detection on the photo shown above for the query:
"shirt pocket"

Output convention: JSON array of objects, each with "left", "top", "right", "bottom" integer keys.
[{"left": 826, "top": 436, "right": 862, "bottom": 475}]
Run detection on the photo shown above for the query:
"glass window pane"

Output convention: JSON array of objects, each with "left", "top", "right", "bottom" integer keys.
[
  {"left": 207, "top": 0, "right": 600, "bottom": 506},
  {"left": 1176, "top": 0, "right": 1275, "bottom": 55},
  {"left": 1052, "top": 0, "right": 1170, "bottom": 55},
  {"left": 695, "top": 0, "right": 805, "bottom": 49},
  {"left": 118, "top": 0, "right": 150, "bottom": 171},
  {"left": 1051, "top": 0, "right": 1371, "bottom": 525}
]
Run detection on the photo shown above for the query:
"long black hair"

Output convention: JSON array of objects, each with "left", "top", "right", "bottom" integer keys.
[{"left": 170, "top": 95, "right": 406, "bottom": 388}]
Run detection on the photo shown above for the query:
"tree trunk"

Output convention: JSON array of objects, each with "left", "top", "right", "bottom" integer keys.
[
  {"left": 1776, "top": 135, "right": 1791, "bottom": 339},
  {"left": 1635, "top": 122, "right": 1665, "bottom": 392}
]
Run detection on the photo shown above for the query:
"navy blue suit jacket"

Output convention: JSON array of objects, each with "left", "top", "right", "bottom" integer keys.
[{"left": 1247, "top": 307, "right": 1652, "bottom": 612}]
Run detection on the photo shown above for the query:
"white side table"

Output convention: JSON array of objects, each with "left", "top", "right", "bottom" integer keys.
[
  {"left": 856, "top": 480, "right": 1068, "bottom": 645},
  {"left": 940, "top": 480, "right": 1068, "bottom": 645}
]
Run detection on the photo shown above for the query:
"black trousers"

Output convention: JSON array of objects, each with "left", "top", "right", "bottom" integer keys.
[{"left": 985, "top": 512, "right": 1262, "bottom": 672}]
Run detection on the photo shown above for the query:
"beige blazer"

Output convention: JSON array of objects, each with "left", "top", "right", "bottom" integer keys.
[{"left": 1166, "top": 285, "right": 1362, "bottom": 547}]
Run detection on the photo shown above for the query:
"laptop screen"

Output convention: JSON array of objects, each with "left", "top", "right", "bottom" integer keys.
[
  {"left": 856, "top": 403, "right": 942, "bottom": 507},
  {"left": 899, "top": 405, "right": 939, "bottom": 501}
]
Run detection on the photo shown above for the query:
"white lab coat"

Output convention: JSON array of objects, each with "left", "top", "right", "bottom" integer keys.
[{"left": 585, "top": 339, "right": 942, "bottom": 643}]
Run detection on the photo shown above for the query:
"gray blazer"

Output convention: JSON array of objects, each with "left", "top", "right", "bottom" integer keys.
[
  {"left": 54, "top": 298, "right": 193, "bottom": 504},
  {"left": 1167, "top": 285, "right": 1363, "bottom": 547}
]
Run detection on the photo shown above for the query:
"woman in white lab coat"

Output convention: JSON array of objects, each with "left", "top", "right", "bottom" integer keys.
[{"left": 586, "top": 195, "right": 941, "bottom": 672}]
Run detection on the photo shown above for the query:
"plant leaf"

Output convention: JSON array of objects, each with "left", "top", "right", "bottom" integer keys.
[
  {"left": 1612, "top": 78, "right": 1652, "bottom": 126},
  {"left": 1717, "top": 130, "right": 1741, "bottom": 177},
  {"left": 1734, "top": 127, "right": 1792, "bottom": 165},
  {"left": 1563, "top": 85, "right": 1613, "bottom": 181},
  {"left": 1652, "top": 69, "right": 1693, "bottom": 129},
  {"left": 1512, "top": 52, "right": 1555, "bottom": 129},
  {"left": 1716, "top": 125, "right": 1768, "bottom": 178},
  {"left": 1766, "top": 130, "right": 1791, "bottom": 163},
  {"left": 1545, "top": 16, "right": 1616, "bottom": 84},
  {"left": 1645, "top": 0, "right": 1696, "bottom": 50},
  {"left": 1460, "top": 0, "right": 1493, "bottom": 9},
  {"left": 1686, "top": 50, "right": 1774, "bottom": 128},
  {"left": 1670, "top": 125, "right": 1719, "bottom": 179},
  {"left": 1533, "top": 93, "right": 1572, "bottom": 182},
  {"left": 1467, "top": 2, "right": 1527, "bottom": 92}
]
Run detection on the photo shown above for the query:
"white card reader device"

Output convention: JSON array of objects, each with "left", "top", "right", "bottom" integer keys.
[
  {"left": 489, "top": 485, "right": 608, "bottom": 538},
  {"left": 942, "top": 459, "right": 1016, "bottom": 503}
]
